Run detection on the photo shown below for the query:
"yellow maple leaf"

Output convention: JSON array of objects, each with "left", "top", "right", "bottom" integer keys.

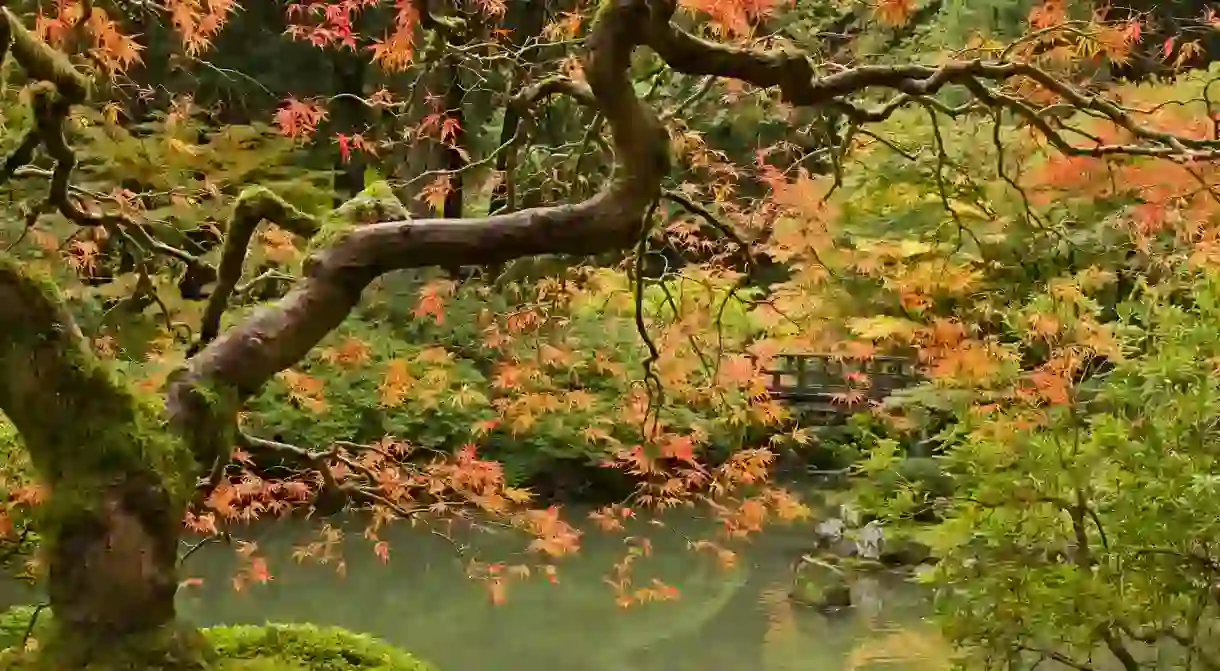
[{"left": 848, "top": 316, "right": 920, "bottom": 341}]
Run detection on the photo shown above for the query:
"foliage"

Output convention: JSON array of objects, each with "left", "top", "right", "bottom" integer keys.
[
  {"left": 0, "top": 605, "right": 48, "bottom": 651},
  {"left": 237, "top": 266, "right": 769, "bottom": 488},
  {"left": 812, "top": 55, "right": 1220, "bottom": 671},
  {"left": 912, "top": 272, "right": 1220, "bottom": 668}
]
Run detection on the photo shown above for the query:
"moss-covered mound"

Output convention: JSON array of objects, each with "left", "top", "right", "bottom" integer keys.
[
  {"left": 0, "top": 606, "right": 432, "bottom": 670},
  {"left": 209, "top": 624, "right": 432, "bottom": 670},
  {"left": 0, "top": 605, "right": 46, "bottom": 651}
]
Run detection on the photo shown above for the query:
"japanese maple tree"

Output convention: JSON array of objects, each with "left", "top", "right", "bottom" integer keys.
[{"left": 1, "top": 0, "right": 1220, "bottom": 669}]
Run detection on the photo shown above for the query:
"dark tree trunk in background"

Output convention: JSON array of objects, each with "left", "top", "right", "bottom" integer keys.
[
  {"left": 440, "top": 54, "right": 472, "bottom": 279},
  {"left": 442, "top": 56, "right": 466, "bottom": 221},
  {"left": 487, "top": 0, "right": 550, "bottom": 217},
  {"left": 332, "top": 49, "right": 369, "bottom": 205}
]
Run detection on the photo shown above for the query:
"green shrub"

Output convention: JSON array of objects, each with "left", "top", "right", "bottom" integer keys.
[{"left": 0, "top": 605, "right": 49, "bottom": 651}]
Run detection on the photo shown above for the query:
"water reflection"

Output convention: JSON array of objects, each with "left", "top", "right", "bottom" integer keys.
[{"left": 3, "top": 508, "right": 942, "bottom": 670}]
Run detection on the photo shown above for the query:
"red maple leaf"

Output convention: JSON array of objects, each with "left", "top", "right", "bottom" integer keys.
[{"left": 274, "top": 97, "right": 327, "bottom": 138}]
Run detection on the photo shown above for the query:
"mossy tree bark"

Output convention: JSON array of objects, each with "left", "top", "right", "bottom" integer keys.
[{"left": 0, "top": 259, "right": 200, "bottom": 667}]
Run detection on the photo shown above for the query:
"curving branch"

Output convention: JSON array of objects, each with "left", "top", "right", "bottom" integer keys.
[
  {"left": 189, "top": 73, "right": 603, "bottom": 357},
  {"left": 192, "top": 187, "right": 321, "bottom": 355},
  {"left": 0, "top": 257, "right": 122, "bottom": 457},
  {"left": 167, "top": 0, "right": 671, "bottom": 464},
  {"left": 637, "top": 1, "right": 1220, "bottom": 160},
  {"left": 166, "top": 0, "right": 1220, "bottom": 467}
]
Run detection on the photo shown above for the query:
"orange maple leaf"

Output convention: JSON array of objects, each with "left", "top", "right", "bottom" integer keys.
[
  {"left": 873, "top": 0, "right": 915, "bottom": 26},
  {"left": 273, "top": 98, "right": 327, "bottom": 138}
]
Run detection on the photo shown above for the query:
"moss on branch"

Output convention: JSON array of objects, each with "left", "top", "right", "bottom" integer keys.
[
  {"left": 0, "top": 256, "right": 194, "bottom": 508},
  {"left": 0, "top": 9, "right": 89, "bottom": 105},
  {"left": 193, "top": 181, "right": 408, "bottom": 356},
  {"left": 306, "top": 180, "right": 409, "bottom": 256},
  {"left": 0, "top": 9, "right": 87, "bottom": 187}
]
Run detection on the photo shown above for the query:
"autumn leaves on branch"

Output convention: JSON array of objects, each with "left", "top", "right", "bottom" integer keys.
[{"left": 3, "top": 0, "right": 1220, "bottom": 470}]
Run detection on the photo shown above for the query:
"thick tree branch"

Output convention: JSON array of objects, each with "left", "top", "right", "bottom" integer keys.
[
  {"left": 168, "top": 0, "right": 671, "bottom": 464},
  {"left": 168, "top": 0, "right": 1220, "bottom": 469},
  {"left": 0, "top": 255, "right": 194, "bottom": 497},
  {"left": 0, "top": 256, "right": 193, "bottom": 641},
  {"left": 0, "top": 256, "right": 125, "bottom": 458}
]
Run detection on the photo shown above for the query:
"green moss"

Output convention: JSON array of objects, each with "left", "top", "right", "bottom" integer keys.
[
  {"left": 1, "top": 8, "right": 89, "bottom": 104},
  {"left": 0, "top": 605, "right": 210, "bottom": 669},
  {"left": 0, "top": 255, "right": 196, "bottom": 531},
  {"left": 209, "top": 624, "right": 433, "bottom": 671},
  {"left": 0, "top": 607, "right": 432, "bottom": 671},
  {"left": 304, "top": 181, "right": 408, "bottom": 260},
  {"left": 166, "top": 371, "right": 241, "bottom": 468},
  {"left": 231, "top": 187, "right": 319, "bottom": 239}
]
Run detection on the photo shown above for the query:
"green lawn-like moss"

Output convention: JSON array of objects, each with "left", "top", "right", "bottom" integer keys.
[
  {"left": 0, "top": 606, "right": 432, "bottom": 670},
  {"left": 209, "top": 624, "right": 432, "bottom": 671}
]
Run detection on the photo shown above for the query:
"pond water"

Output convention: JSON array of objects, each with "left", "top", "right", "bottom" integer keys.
[{"left": 1, "top": 505, "right": 944, "bottom": 670}]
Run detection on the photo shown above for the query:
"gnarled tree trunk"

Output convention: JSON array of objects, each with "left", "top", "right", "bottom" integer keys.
[{"left": 0, "top": 258, "right": 203, "bottom": 667}]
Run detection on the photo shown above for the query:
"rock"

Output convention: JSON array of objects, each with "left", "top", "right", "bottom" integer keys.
[
  {"left": 817, "top": 582, "right": 853, "bottom": 612},
  {"left": 880, "top": 538, "right": 934, "bottom": 566},
  {"left": 815, "top": 517, "right": 845, "bottom": 542},
  {"left": 790, "top": 576, "right": 852, "bottom": 612},
  {"left": 855, "top": 521, "right": 884, "bottom": 560},
  {"left": 789, "top": 556, "right": 853, "bottom": 612}
]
